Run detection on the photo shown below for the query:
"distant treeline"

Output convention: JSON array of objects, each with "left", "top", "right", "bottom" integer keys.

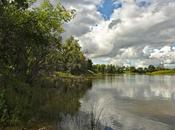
[{"left": 92, "top": 64, "right": 169, "bottom": 74}]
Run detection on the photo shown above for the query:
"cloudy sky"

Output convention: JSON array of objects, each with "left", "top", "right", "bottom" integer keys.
[{"left": 60, "top": 0, "right": 175, "bottom": 67}]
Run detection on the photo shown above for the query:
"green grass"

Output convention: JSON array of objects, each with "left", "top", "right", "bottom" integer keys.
[
  {"left": 148, "top": 69, "right": 175, "bottom": 75},
  {"left": 55, "top": 69, "right": 175, "bottom": 77},
  {"left": 54, "top": 72, "right": 79, "bottom": 78},
  {"left": 54, "top": 71, "right": 95, "bottom": 79},
  {"left": 124, "top": 71, "right": 136, "bottom": 74}
]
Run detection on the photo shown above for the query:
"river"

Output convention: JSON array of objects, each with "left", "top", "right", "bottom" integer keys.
[
  {"left": 3, "top": 75, "right": 175, "bottom": 130},
  {"left": 79, "top": 75, "right": 175, "bottom": 130}
]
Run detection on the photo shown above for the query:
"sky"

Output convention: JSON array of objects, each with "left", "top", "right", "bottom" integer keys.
[{"left": 60, "top": 0, "right": 175, "bottom": 67}]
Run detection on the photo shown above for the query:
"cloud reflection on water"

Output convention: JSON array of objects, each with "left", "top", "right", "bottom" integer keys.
[{"left": 80, "top": 75, "right": 175, "bottom": 130}]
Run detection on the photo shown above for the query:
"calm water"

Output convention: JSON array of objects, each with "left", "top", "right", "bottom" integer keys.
[
  {"left": 81, "top": 75, "right": 175, "bottom": 130},
  {"left": 79, "top": 75, "right": 175, "bottom": 130},
  {"left": 3, "top": 75, "right": 175, "bottom": 130}
]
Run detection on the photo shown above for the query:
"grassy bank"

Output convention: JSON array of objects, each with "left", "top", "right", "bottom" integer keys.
[
  {"left": 54, "top": 69, "right": 175, "bottom": 80},
  {"left": 54, "top": 71, "right": 104, "bottom": 79},
  {"left": 147, "top": 69, "right": 175, "bottom": 75}
]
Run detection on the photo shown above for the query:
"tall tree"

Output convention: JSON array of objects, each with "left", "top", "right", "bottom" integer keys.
[
  {"left": 0, "top": 0, "right": 73, "bottom": 83},
  {"left": 58, "top": 36, "right": 86, "bottom": 74},
  {"left": 87, "top": 59, "right": 93, "bottom": 71}
]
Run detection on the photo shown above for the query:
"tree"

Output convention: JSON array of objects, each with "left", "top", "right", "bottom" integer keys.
[
  {"left": 0, "top": 0, "right": 34, "bottom": 8},
  {"left": 129, "top": 66, "right": 136, "bottom": 73},
  {"left": 136, "top": 67, "right": 144, "bottom": 74},
  {"left": 0, "top": 0, "right": 73, "bottom": 83},
  {"left": 57, "top": 36, "right": 86, "bottom": 74},
  {"left": 148, "top": 65, "right": 155, "bottom": 72},
  {"left": 86, "top": 59, "right": 93, "bottom": 71}
]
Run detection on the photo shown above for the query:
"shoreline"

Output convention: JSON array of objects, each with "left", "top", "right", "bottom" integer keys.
[{"left": 54, "top": 70, "right": 175, "bottom": 79}]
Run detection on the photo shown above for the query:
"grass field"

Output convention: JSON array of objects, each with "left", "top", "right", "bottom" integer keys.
[{"left": 149, "top": 69, "right": 175, "bottom": 75}]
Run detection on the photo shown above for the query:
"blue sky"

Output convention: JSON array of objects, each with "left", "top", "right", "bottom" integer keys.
[
  {"left": 97, "top": 0, "right": 122, "bottom": 20},
  {"left": 97, "top": 0, "right": 151, "bottom": 20}
]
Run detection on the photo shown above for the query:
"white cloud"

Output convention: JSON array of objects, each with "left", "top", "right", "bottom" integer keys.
[
  {"left": 61, "top": 0, "right": 175, "bottom": 67},
  {"left": 150, "top": 46, "right": 175, "bottom": 64},
  {"left": 61, "top": 0, "right": 102, "bottom": 39}
]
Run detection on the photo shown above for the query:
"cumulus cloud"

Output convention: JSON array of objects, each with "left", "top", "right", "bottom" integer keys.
[
  {"left": 61, "top": 0, "right": 102, "bottom": 38},
  {"left": 61, "top": 0, "right": 175, "bottom": 67},
  {"left": 150, "top": 46, "right": 175, "bottom": 64}
]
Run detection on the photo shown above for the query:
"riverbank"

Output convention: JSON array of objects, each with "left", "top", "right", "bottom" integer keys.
[
  {"left": 147, "top": 69, "right": 175, "bottom": 75},
  {"left": 54, "top": 70, "right": 175, "bottom": 80},
  {"left": 54, "top": 71, "right": 104, "bottom": 79},
  {"left": 92, "top": 70, "right": 175, "bottom": 76}
]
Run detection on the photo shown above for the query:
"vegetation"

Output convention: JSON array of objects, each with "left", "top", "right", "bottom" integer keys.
[
  {"left": 0, "top": 0, "right": 93, "bottom": 128},
  {"left": 148, "top": 69, "right": 175, "bottom": 75},
  {"left": 0, "top": 0, "right": 92, "bottom": 84},
  {"left": 1, "top": 0, "right": 175, "bottom": 129},
  {"left": 92, "top": 64, "right": 175, "bottom": 75},
  {"left": 0, "top": 78, "right": 92, "bottom": 129},
  {"left": 92, "top": 64, "right": 124, "bottom": 74},
  {"left": 60, "top": 105, "right": 105, "bottom": 130},
  {"left": 56, "top": 37, "right": 93, "bottom": 75}
]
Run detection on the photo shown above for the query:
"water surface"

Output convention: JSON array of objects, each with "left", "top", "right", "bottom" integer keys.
[
  {"left": 4, "top": 75, "right": 175, "bottom": 130},
  {"left": 80, "top": 75, "right": 175, "bottom": 130}
]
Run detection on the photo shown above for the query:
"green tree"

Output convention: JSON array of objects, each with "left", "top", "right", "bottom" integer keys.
[
  {"left": 86, "top": 59, "right": 93, "bottom": 71},
  {"left": 0, "top": 0, "right": 35, "bottom": 8},
  {"left": 148, "top": 65, "right": 156, "bottom": 72},
  {"left": 0, "top": 0, "right": 73, "bottom": 84},
  {"left": 0, "top": 90, "right": 9, "bottom": 127},
  {"left": 129, "top": 66, "right": 136, "bottom": 73},
  {"left": 136, "top": 67, "right": 145, "bottom": 74},
  {"left": 58, "top": 37, "right": 86, "bottom": 74}
]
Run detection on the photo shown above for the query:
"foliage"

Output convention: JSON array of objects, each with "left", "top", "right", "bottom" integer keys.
[
  {"left": 0, "top": 1, "right": 94, "bottom": 128},
  {"left": 59, "top": 37, "right": 85, "bottom": 73},
  {"left": 148, "top": 69, "right": 175, "bottom": 75},
  {"left": 92, "top": 64, "right": 173, "bottom": 75},
  {"left": 0, "top": 78, "right": 92, "bottom": 128},
  {"left": 0, "top": 89, "right": 9, "bottom": 127},
  {"left": 55, "top": 72, "right": 75, "bottom": 78},
  {"left": 92, "top": 64, "right": 124, "bottom": 74},
  {"left": 87, "top": 59, "right": 93, "bottom": 70},
  {"left": 0, "top": 0, "right": 74, "bottom": 84},
  {"left": 148, "top": 65, "right": 156, "bottom": 72}
]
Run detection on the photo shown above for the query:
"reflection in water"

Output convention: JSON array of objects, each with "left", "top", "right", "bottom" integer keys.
[
  {"left": 60, "top": 111, "right": 105, "bottom": 130},
  {"left": 90, "top": 75, "right": 175, "bottom": 99},
  {"left": 3, "top": 75, "right": 175, "bottom": 130},
  {"left": 80, "top": 75, "right": 175, "bottom": 130},
  {"left": 3, "top": 78, "right": 92, "bottom": 129}
]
